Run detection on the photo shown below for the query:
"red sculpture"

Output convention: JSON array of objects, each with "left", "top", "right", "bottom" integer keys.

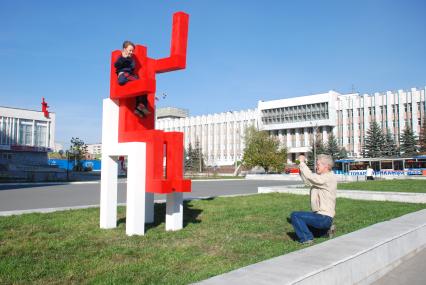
[
  {"left": 109, "top": 12, "right": 191, "bottom": 194},
  {"left": 41, "top": 97, "right": 49, "bottom": 118}
]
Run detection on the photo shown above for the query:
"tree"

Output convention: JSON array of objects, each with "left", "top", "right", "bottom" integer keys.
[
  {"left": 242, "top": 126, "right": 287, "bottom": 173},
  {"left": 185, "top": 143, "right": 195, "bottom": 172},
  {"left": 363, "top": 121, "right": 385, "bottom": 158},
  {"left": 184, "top": 145, "right": 192, "bottom": 172},
  {"left": 326, "top": 133, "right": 340, "bottom": 160},
  {"left": 307, "top": 134, "right": 327, "bottom": 170},
  {"left": 185, "top": 140, "right": 205, "bottom": 173},
  {"left": 419, "top": 117, "right": 426, "bottom": 154},
  {"left": 383, "top": 129, "right": 399, "bottom": 157},
  {"left": 399, "top": 126, "right": 418, "bottom": 157},
  {"left": 192, "top": 139, "right": 205, "bottom": 172},
  {"left": 69, "top": 137, "right": 88, "bottom": 171},
  {"left": 338, "top": 147, "right": 348, "bottom": 159},
  {"left": 48, "top": 151, "right": 65, "bottom": 159}
]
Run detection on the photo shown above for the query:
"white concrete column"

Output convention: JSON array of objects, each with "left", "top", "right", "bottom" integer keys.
[
  {"left": 100, "top": 155, "right": 118, "bottom": 229},
  {"left": 287, "top": 130, "right": 292, "bottom": 148},
  {"left": 322, "top": 127, "right": 328, "bottom": 144},
  {"left": 398, "top": 90, "right": 405, "bottom": 132},
  {"left": 353, "top": 118, "right": 359, "bottom": 156},
  {"left": 16, "top": 118, "right": 20, "bottom": 144},
  {"left": 31, "top": 120, "right": 35, "bottom": 146},
  {"left": 166, "top": 192, "right": 183, "bottom": 231},
  {"left": 295, "top": 129, "right": 300, "bottom": 147},
  {"left": 125, "top": 144, "right": 147, "bottom": 236},
  {"left": 304, "top": 128, "right": 309, "bottom": 147},
  {"left": 411, "top": 90, "right": 419, "bottom": 134},
  {"left": 342, "top": 109, "right": 348, "bottom": 146},
  {"left": 6, "top": 117, "right": 10, "bottom": 145},
  {"left": 45, "top": 122, "right": 50, "bottom": 148},
  {"left": 0, "top": 117, "right": 3, "bottom": 145},
  {"left": 278, "top": 129, "right": 283, "bottom": 145}
]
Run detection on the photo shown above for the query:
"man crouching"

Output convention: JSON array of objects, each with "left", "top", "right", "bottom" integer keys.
[{"left": 290, "top": 154, "right": 337, "bottom": 244}]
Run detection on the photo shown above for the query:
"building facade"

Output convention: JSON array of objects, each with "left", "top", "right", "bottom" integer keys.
[
  {"left": 87, "top": 143, "right": 102, "bottom": 156},
  {"left": 156, "top": 87, "right": 426, "bottom": 166},
  {"left": 259, "top": 87, "right": 425, "bottom": 160},
  {"left": 0, "top": 106, "right": 56, "bottom": 166},
  {"left": 156, "top": 107, "right": 189, "bottom": 119},
  {"left": 156, "top": 109, "right": 258, "bottom": 166}
]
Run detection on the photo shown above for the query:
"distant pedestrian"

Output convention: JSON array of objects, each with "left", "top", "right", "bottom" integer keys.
[
  {"left": 366, "top": 165, "right": 374, "bottom": 180},
  {"left": 290, "top": 154, "right": 337, "bottom": 244}
]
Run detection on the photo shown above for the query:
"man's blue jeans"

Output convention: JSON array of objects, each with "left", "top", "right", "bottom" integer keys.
[{"left": 290, "top": 211, "right": 333, "bottom": 243}]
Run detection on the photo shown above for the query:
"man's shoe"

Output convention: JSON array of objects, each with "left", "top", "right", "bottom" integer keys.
[
  {"left": 134, "top": 108, "right": 146, "bottom": 118},
  {"left": 327, "top": 224, "right": 336, "bottom": 238},
  {"left": 301, "top": 240, "right": 313, "bottom": 245},
  {"left": 136, "top": 104, "right": 151, "bottom": 115}
]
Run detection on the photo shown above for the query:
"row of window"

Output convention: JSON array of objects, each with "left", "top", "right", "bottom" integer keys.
[
  {"left": 0, "top": 117, "right": 49, "bottom": 147},
  {"left": 262, "top": 103, "right": 329, "bottom": 125}
]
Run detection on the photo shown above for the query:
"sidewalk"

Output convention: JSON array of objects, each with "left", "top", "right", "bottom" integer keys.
[
  {"left": 195, "top": 209, "right": 426, "bottom": 285},
  {"left": 258, "top": 185, "right": 426, "bottom": 203},
  {"left": 371, "top": 248, "right": 426, "bottom": 285}
]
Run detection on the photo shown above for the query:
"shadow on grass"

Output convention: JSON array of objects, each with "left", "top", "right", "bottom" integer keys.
[
  {"left": 117, "top": 199, "right": 206, "bottom": 232},
  {"left": 286, "top": 227, "right": 330, "bottom": 242},
  {"left": 286, "top": 231, "right": 298, "bottom": 241}
]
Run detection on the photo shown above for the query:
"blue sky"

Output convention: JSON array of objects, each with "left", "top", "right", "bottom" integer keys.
[{"left": 1, "top": 0, "right": 425, "bottom": 147}]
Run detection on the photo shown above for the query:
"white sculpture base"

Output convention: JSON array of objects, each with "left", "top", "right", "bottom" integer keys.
[{"left": 100, "top": 98, "right": 183, "bottom": 236}]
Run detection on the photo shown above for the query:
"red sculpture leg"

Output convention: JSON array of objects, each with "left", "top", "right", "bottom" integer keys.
[{"left": 163, "top": 132, "right": 191, "bottom": 193}]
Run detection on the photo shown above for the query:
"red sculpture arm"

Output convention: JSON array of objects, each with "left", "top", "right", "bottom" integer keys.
[{"left": 155, "top": 11, "right": 189, "bottom": 73}]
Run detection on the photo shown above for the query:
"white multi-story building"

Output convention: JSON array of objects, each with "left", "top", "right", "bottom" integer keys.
[
  {"left": 87, "top": 143, "right": 102, "bottom": 155},
  {"left": 157, "top": 109, "right": 258, "bottom": 166},
  {"left": 259, "top": 90, "right": 338, "bottom": 162},
  {"left": 157, "top": 87, "right": 426, "bottom": 166},
  {"left": 0, "top": 105, "right": 56, "bottom": 166}
]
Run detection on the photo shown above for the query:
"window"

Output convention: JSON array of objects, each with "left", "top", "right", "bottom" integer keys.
[
  {"left": 35, "top": 122, "right": 47, "bottom": 147},
  {"left": 19, "top": 120, "right": 33, "bottom": 146}
]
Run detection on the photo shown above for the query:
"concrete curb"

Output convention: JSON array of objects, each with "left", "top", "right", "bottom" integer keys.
[
  {"left": 246, "top": 174, "right": 302, "bottom": 181},
  {"left": 0, "top": 179, "right": 244, "bottom": 187},
  {"left": 195, "top": 209, "right": 426, "bottom": 285},
  {"left": 0, "top": 181, "right": 104, "bottom": 186},
  {"left": 0, "top": 193, "right": 259, "bottom": 217},
  {"left": 258, "top": 186, "right": 426, "bottom": 203}
]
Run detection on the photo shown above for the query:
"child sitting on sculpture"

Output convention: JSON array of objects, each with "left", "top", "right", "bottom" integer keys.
[{"left": 114, "top": 40, "right": 150, "bottom": 117}]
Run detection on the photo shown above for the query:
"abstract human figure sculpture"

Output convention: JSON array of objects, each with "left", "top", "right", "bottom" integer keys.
[
  {"left": 41, "top": 97, "right": 49, "bottom": 118},
  {"left": 100, "top": 12, "right": 191, "bottom": 236}
]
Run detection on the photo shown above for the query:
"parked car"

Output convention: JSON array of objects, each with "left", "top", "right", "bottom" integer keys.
[{"left": 284, "top": 165, "right": 300, "bottom": 174}]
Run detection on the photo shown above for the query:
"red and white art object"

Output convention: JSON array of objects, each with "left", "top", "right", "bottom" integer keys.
[
  {"left": 100, "top": 12, "right": 191, "bottom": 236},
  {"left": 41, "top": 97, "right": 49, "bottom": 118}
]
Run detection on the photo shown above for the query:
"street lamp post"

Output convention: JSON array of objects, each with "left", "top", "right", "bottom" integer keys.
[
  {"left": 234, "top": 128, "right": 239, "bottom": 171},
  {"left": 199, "top": 147, "right": 202, "bottom": 173},
  {"left": 310, "top": 122, "right": 319, "bottom": 170},
  {"left": 313, "top": 133, "right": 316, "bottom": 167},
  {"left": 66, "top": 150, "right": 70, "bottom": 181}
]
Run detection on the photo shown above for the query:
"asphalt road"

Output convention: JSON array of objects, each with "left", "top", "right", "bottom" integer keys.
[
  {"left": 0, "top": 179, "right": 301, "bottom": 212},
  {"left": 371, "top": 248, "right": 426, "bottom": 285}
]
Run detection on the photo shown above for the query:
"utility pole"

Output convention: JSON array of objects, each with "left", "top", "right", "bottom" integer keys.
[
  {"left": 66, "top": 150, "right": 69, "bottom": 181},
  {"left": 310, "top": 122, "right": 319, "bottom": 170},
  {"left": 313, "top": 133, "right": 316, "bottom": 170},
  {"left": 199, "top": 146, "right": 202, "bottom": 173}
]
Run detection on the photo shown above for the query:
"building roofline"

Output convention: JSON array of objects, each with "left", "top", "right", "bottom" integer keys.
[{"left": 0, "top": 105, "right": 56, "bottom": 114}]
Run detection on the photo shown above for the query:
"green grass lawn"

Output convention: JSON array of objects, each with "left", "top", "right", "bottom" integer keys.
[
  {"left": 338, "top": 179, "right": 426, "bottom": 193},
  {"left": 1, "top": 193, "right": 425, "bottom": 284}
]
